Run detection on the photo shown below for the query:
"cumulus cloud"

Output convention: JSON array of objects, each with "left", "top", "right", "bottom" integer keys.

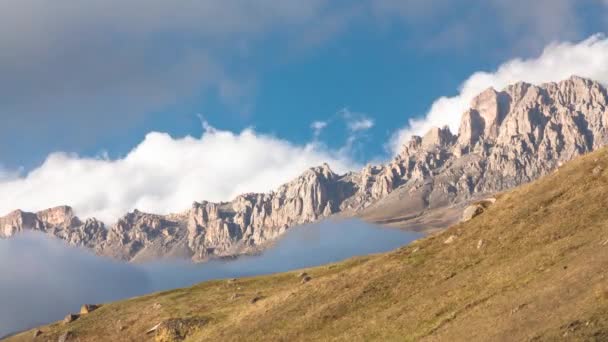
[
  {"left": 0, "top": 124, "right": 359, "bottom": 223},
  {"left": 0, "top": 166, "right": 19, "bottom": 182},
  {"left": 390, "top": 34, "right": 608, "bottom": 154},
  {"left": 310, "top": 120, "right": 328, "bottom": 138},
  {"left": 348, "top": 118, "right": 375, "bottom": 132},
  {"left": 340, "top": 108, "right": 375, "bottom": 132}
]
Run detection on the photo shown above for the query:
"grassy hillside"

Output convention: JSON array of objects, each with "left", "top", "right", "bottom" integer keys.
[{"left": 8, "top": 148, "right": 608, "bottom": 341}]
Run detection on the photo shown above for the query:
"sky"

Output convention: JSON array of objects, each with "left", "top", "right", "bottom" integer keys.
[{"left": 1, "top": 0, "right": 608, "bottom": 221}]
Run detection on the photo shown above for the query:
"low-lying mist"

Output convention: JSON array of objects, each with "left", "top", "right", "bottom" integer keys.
[{"left": 0, "top": 219, "right": 419, "bottom": 337}]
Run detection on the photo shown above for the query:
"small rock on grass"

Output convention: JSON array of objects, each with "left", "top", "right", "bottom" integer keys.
[
  {"left": 593, "top": 165, "right": 603, "bottom": 175},
  {"left": 250, "top": 296, "right": 264, "bottom": 304},
  {"left": 63, "top": 314, "right": 79, "bottom": 324},
  {"left": 80, "top": 304, "right": 101, "bottom": 314},
  {"left": 444, "top": 235, "right": 457, "bottom": 244},
  {"left": 146, "top": 323, "right": 161, "bottom": 334}
]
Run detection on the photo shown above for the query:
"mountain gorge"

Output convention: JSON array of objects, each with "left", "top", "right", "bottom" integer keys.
[{"left": 2, "top": 76, "right": 608, "bottom": 262}]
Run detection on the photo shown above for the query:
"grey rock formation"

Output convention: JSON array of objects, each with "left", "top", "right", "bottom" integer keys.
[
  {"left": 461, "top": 198, "right": 496, "bottom": 222},
  {"left": 359, "top": 75, "right": 608, "bottom": 220},
  {"left": 2, "top": 76, "right": 608, "bottom": 262}
]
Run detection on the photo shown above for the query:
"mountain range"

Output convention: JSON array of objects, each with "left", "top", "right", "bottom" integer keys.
[
  {"left": 2, "top": 75, "right": 608, "bottom": 262},
  {"left": 8, "top": 124, "right": 608, "bottom": 341}
]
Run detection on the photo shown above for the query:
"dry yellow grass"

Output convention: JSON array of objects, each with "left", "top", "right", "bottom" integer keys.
[{"left": 8, "top": 148, "right": 608, "bottom": 341}]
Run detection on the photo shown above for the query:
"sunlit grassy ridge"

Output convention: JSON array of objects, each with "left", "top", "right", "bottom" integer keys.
[{"left": 8, "top": 148, "right": 608, "bottom": 341}]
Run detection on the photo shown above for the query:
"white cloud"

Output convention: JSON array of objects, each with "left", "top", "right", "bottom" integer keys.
[
  {"left": 340, "top": 108, "right": 375, "bottom": 132},
  {"left": 0, "top": 125, "right": 359, "bottom": 223},
  {"left": 348, "top": 118, "right": 375, "bottom": 132},
  {"left": 390, "top": 34, "right": 608, "bottom": 154},
  {"left": 310, "top": 120, "right": 328, "bottom": 138},
  {"left": 0, "top": 166, "right": 19, "bottom": 182}
]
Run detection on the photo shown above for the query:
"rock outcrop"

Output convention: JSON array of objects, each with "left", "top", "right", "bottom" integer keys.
[
  {"left": 80, "top": 304, "right": 101, "bottom": 315},
  {"left": 461, "top": 198, "right": 496, "bottom": 222},
  {"left": 359, "top": 76, "right": 608, "bottom": 219},
  {"left": 2, "top": 76, "right": 608, "bottom": 262}
]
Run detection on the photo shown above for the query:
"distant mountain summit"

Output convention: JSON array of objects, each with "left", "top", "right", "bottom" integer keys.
[{"left": 2, "top": 76, "right": 608, "bottom": 262}]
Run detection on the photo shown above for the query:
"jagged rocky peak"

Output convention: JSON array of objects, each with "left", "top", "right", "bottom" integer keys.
[
  {"left": 189, "top": 200, "right": 221, "bottom": 223},
  {"left": 371, "top": 75, "right": 608, "bottom": 212},
  {"left": 535, "top": 75, "right": 606, "bottom": 106},
  {"left": 1, "top": 209, "right": 27, "bottom": 223},
  {"left": 315, "top": 162, "right": 335, "bottom": 174},
  {"left": 470, "top": 87, "right": 510, "bottom": 139},
  {"left": 0, "top": 206, "right": 74, "bottom": 238},
  {"left": 422, "top": 126, "right": 454, "bottom": 150},
  {"left": 0, "top": 210, "right": 36, "bottom": 237},
  {"left": 0, "top": 205, "right": 106, "bottom": 246},
  {"left": 453, "top": 76, "right": 608, "bottom": 150},
  {"left": 113, "top": 209, "right": 166, "bottom": 233},
  {"left": 3, "top": 76, "right": 608, "bottom": 262},
  {"left": 395, "top": 135, "right": 422, "bottom": 159},
  {"left": 297, "top": 162, "right": 337, "bottom": 182},
  {"left": 457, "top": 87, "right": 510, "bottom": 148},
  {"left": 36, "top": 205, "right": 78, "bottom": 226}
]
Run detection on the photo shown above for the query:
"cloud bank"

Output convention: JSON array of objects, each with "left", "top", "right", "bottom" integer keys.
[
  {"left": 372, "top": 0, "right": 583, "bottom": 55},
  {"left": 310, "top": 121, "right": 328, "bottom": 139},
  {"left": 0, "top": 221, "right": 418, "bottom": 337},
  {"left": 390, "top": 34, "right": 608, "bottom": 153},
  {"left": 0, "top": 124, "right": 358, "bottom": 223},
  {"left": 0, "top": 0, "right": 348, "bottom": 163},
  {"left": 0, "top": 233, "right": 148, "bottom": 338}
]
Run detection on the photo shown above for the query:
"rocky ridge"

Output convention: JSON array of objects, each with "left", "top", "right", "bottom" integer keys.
[{"left": 2, "top": 76, "right": 607, "bottom": 262}]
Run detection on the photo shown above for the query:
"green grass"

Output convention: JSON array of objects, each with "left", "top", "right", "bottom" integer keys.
[{"left": 9, "top": 148, "right": 608, "bottom": 341}]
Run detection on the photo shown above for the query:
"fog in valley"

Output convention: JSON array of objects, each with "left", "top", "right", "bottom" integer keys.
[{"left": 0, "top": 219, "right": 419, "bottom": 337}]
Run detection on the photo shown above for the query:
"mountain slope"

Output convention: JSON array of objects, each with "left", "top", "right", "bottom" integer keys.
[
  {"left": 2, "top": 76, "right": 608, "bottom": 262},
  {"left": 8, "top": 146, "right": 608, "bottom": 341}
]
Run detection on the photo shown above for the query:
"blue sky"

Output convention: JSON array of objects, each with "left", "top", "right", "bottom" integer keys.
[
  {"left": 2, "top": 1, "right": 608, "bottom": 220},
  {"left": 2, "top": 0, "right": 605, "bottom": 170}
]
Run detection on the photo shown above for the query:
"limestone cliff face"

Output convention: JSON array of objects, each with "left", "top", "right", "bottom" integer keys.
[
  {"left": 2, "top": 76, "right": 608, "bottom": 262},
  {"left": 365, "top": 76, "right": 608, "bottom": 215},
  {"left": 0, "top": 206, "right": 106, "bottom": 249},
  {"left": 0, "top": 165, "right": 350, "bottom": 262}
]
